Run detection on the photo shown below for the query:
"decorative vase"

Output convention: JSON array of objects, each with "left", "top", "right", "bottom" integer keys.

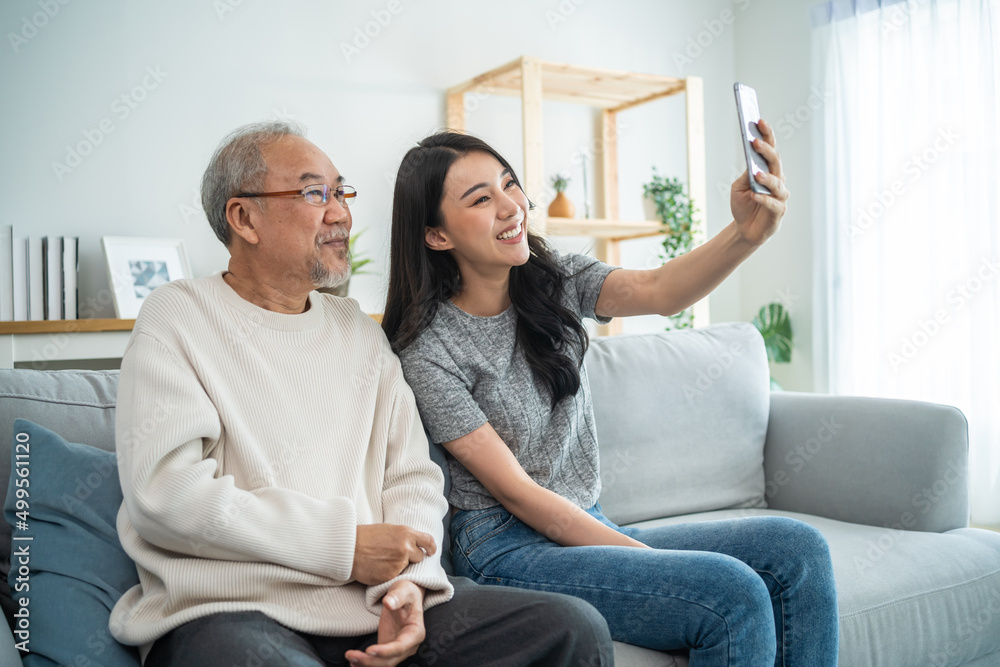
[{"left": 547, "top": 191, "right": 575, "bottom": 218}]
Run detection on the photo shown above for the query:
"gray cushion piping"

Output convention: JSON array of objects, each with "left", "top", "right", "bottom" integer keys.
[
  {"left": 839, "top": 567, "right": 1000, "bottom": 620},
  {"left": 0, "top": 393, "right": 116, "bottom": 409}
]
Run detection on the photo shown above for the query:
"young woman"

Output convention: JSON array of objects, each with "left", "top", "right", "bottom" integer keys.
[{"left": 382, "top": 130, "right": 838, "bottom": 666}]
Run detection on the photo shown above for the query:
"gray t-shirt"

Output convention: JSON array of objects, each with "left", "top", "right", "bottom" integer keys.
[{"left": 398, "top": 252, "right": 617, "bottom": 511}]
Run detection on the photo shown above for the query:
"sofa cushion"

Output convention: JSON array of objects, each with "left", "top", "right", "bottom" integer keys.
[
  {"left": 0, "top": 369, "right": 119, "bottom": 631},
  {"left": 629, "top": 508, "right": 1000, "bottom": 666},
  {"left": 585, "top": 323, "right": 770, "bottom": 525},
  {"left": 4, "top": 419, "right": 140, "bottom": 667}
]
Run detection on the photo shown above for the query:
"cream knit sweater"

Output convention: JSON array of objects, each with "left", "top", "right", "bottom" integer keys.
[{"left": 109, "top": 272, "right": 453, "bottom": 649}]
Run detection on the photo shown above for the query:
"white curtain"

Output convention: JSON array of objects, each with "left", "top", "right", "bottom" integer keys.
[{"left": 812, "top": 0, "right": 1000, "bottom": 526}]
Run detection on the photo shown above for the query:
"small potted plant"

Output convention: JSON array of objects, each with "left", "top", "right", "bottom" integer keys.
[{"left": 547, "top": 172, "right": 575, "bottom": 218}]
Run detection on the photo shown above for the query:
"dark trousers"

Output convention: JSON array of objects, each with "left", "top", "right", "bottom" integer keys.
[{"left": 144, "top": 576, "right": 613, "bottom": 667}]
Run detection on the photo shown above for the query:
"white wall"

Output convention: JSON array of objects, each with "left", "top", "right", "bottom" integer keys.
[
  {"left": 734, "top": 0, "right": 822, "bottom": 391},
  {"left": 1, "top": 0, "right": 820, "bottom": 385}
]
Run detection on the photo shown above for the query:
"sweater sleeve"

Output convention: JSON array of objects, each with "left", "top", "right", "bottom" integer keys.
[
  {"left": 116, "top": 330, "right": 358, "bottom": 582},
  {"left": 363, "top": 351, "right": 455, "bottom": 612}
]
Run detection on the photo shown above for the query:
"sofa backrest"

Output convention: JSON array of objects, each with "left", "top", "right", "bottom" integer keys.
[
  {"left": 584, "top": 322, "right": 770, "bottom": 526},
  {"left": 0, "top": 369, "right": 119, "bottom": 629},
  {"left": 0, "top": 322, "right": 773, "bottom": 620}
]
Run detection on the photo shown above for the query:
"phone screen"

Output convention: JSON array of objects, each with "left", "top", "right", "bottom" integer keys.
[{"left": 734, "top": 83, "right": 772, "bottom": 195}]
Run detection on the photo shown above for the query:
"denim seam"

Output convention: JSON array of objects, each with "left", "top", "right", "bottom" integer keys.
[
  {"left": 461, "top": 514, "right": 519, "bottom": 558},
  {"left": 751, "top": 566, "right": 788, "bottom": 667}
]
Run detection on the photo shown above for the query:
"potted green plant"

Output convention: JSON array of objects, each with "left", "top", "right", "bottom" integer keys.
[
  {"left": 321, "top": 230, "right": 374, "bottom": 298},
  {"left": 751, "top": 302, "right": 793, "bottom": 390},
  {"left": 643, "top": 168, "right": 697, "bottom": 330}
]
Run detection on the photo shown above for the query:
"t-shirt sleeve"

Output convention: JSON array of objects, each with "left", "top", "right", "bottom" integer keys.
[
  {"left": 398, "top": 332, "right": 488, "bottom": 444},
  {"left": 560, "top": 251, "right": 619, "bottom": 324}
]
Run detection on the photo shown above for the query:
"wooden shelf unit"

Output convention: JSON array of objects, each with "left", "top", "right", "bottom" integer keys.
[
  {"left": 0, "top": 315, "right": 384, "bottom": 369},
  {"left": 445, "top": 56, "right": 709, "bottom": 335},
  {"left": 0, "top": 319, "right": 135, "bottom": 369},
  {"left": 0, "top": 319, "right": 135, "bottom": 335}
]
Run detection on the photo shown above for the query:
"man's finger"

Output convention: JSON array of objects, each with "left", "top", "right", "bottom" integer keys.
[{"left": 413, "top": 531, "right": 437, "bottom": 556}]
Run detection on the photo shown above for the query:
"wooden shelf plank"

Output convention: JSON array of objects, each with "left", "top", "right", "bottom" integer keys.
[
  {"left": 0, "top": 319, "right": 135, "bottom": 335},
  {"left": 544, "top": 217, "right": 668, "bottom": 240},
  {"left": 448, "top": 58, "right": 686, "bottom": 109}
]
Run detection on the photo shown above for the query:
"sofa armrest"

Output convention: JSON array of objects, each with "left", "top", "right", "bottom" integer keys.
[{"left": 762, "top": 391, "right": 969, "bottom": 533}]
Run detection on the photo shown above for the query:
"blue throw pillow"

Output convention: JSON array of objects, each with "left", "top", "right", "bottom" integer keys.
[{"left": 4, "top": 419, "right": 140, "bottom": 667}]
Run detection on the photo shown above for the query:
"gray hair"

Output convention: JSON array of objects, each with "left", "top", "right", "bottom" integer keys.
[{"left": 201, "top": 120, "right": 307, "bottom": 246}]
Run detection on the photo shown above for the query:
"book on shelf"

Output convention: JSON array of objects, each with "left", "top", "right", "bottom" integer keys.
[
  {"left": 44, "top": 236, "right": 63, "bottom": 320},
  {"left": 63, "top": 236, "right": 78, "bottom": 320},
  {"left": 27, "top": 237, "right": 44, "bottom": 321},
  {"left": 0, "top": 225, "right": 11, "bottom": 320},
  {"left": 2, "top": 234, "right": 81, "bottom": 323},
  {"left": 12, "top": 236, "right": 27, "bottom": 321}
]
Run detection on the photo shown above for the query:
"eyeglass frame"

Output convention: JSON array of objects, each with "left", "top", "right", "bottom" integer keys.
[{"left": 235, "top": 184, "right": 357, "bottom": 207}]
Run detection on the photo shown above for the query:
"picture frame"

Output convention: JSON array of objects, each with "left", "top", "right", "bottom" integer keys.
[{"left": 101, "top": 236, "right": 193, "bottom": 319}]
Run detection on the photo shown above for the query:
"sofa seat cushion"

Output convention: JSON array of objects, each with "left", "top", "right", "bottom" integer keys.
[
  {"left": 585, "top": 323, "right": 770, "bottom": 525},
  {"left": 612, "top": 641, "right": 688, "bottom": 666},
  {"left": 627, "top": 509, "right": 1000, "bottom": 666}
]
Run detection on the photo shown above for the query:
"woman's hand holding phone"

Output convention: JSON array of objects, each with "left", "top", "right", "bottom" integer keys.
[{"left": 730, "top": 112, "right": 790, "bottom": 247}]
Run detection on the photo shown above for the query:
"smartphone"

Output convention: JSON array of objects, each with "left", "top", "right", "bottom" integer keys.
[{"left": 734, "top": 82, "right": 772, "bottom": 195}]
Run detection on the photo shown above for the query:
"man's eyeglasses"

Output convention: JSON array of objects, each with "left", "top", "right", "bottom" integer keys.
[{"left": 236, "top": 184, "right": 357, "bottom": 207}]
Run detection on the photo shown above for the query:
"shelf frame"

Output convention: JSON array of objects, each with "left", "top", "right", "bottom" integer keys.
[{"left": 445, "top": 56, "right": 709, "bottom": 335}]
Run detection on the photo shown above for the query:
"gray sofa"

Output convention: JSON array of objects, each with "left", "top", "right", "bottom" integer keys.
[{"left": 1, "top": 321, "right": 999, "bottom": 666}]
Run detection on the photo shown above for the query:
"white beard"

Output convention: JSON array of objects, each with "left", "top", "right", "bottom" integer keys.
[{"left": 311, "top": 250, "right": 351, "bottom": 289}]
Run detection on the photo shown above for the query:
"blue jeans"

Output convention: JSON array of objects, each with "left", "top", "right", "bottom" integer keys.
[{"left": 451, "top": 504, "right": 839, "bottom": 667}]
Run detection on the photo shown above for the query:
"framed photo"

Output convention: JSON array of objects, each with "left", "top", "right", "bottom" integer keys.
[{"left": 102, "top": 237, "right": 193, "bottom": 319}]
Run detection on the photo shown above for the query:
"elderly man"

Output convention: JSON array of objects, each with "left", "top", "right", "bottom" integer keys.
[{"left": 109, "top": 122, "right": 613, "bottom": 667}]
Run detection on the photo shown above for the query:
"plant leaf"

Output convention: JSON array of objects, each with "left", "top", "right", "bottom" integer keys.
[{"left": 752, "top": 302, "right": 793, "bottom": 364}]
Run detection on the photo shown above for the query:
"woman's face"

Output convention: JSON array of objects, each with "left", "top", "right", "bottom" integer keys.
[{"left": 430, "top": 150, "right": 531, "bottom": 274}]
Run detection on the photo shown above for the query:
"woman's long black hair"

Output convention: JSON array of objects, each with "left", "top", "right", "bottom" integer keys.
[{"left": 382, "top": 132, "right": 590, "bottom": 408}]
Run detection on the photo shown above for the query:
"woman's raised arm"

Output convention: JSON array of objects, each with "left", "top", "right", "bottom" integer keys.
[{"left": 595, "top": 118, "right": 790, "bottom": 320}]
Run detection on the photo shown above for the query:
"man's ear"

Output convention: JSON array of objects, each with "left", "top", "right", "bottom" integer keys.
[
  {"left": 424, "top": 226, "right": 453, "bottom": 251},
  {"left": 226, "top": 198, "right": 260, "bottom": 245}
]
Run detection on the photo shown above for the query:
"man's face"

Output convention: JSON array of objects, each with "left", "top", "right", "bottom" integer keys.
[{"left": 251, "top": 135, "right": 352, "bottom": 289}]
